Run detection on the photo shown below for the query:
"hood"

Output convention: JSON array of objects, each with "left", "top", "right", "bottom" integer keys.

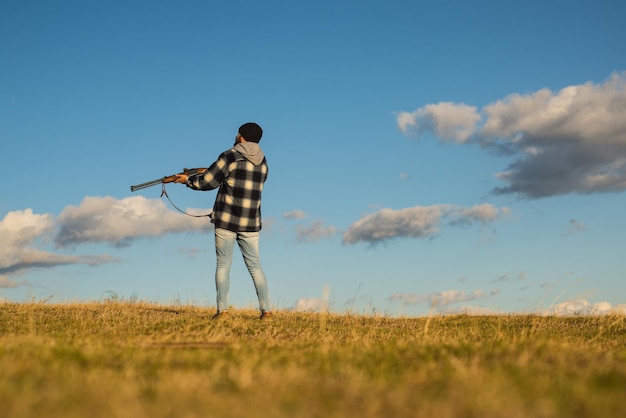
[{"left": 234, "top": 142, "right": 265, "bottom": 166}]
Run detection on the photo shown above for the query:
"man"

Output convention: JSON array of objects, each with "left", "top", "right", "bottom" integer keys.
[{"left": 175, "top": 122, "right": 272, "bottom": 320}]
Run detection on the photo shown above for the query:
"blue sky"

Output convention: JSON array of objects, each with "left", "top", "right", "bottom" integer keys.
[{"left": 2, "top": 0, "right": 625, "bottom": 316}]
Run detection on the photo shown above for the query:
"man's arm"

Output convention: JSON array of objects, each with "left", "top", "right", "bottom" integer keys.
[{"left": 175, "top": 152, "right": 230, "bottom": 190}]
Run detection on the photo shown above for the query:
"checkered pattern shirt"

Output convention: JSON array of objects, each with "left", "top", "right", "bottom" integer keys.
[{"left": 187, "top": 147, "right": 268, "bottom": 232}]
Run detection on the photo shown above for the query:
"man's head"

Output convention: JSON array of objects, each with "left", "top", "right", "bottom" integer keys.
[{"left": 238, "top": 122, "right": 263, "bottom": 143}]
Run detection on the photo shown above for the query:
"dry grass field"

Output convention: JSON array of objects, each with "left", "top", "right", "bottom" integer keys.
[{"left": 1, "top": 302, "right": 625, "bottom": 418}]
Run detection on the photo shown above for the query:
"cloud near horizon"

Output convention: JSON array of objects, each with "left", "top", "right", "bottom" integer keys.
[
  {"left": 397, "top": 72, "right": 626, "bottom": 199},
  {"left": 388, "top": 290, "right": 625, "bottom": 316},
  {"left": 342, "top": 203, "right": 509, "bottom": 245},
  {"left": 292, "top": 297, "right": 329, "bottom": 312},
  {"left": 389, "top": 289, "right": 492, "bottom": 308},
  {"left": 1, "top": 196, "right": 211, "bottom": 287},
  {"left": 546, "top": 299, "right": 626, "bottom": 316},
  {"left": 0, "top": 208, "right": 117, "bottom": 287}
]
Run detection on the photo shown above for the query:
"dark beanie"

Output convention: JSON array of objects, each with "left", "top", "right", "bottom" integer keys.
[{"left": 238, "top": 122, "right": 263, "bottom": 143}]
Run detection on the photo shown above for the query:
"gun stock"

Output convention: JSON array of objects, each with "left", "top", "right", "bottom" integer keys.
[{"left": 130, "top": 168, "right": 207, "bottom": 192}]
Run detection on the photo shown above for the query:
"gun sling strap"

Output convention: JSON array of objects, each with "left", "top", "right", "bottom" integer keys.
[{"left": 160, "top": 183, "right": 212, "bottom": 218}]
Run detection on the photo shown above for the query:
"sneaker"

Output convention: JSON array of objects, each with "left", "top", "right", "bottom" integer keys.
[
  {"left": 212, "top": 311, "right": 230, "bottom": 320},
  {"left": 259, "top": 311, "right": 274, "bottom": 321}
]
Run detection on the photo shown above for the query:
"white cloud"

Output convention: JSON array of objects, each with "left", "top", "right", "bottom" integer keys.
[
  {"left": 0, "top": 208, "right": 54, "bottom": 247},
  {"left": 344, "top": 206, "right": 446, "bottom": 244},
  {"left": 283, "top": 209, "right": 308, "bottom": 220},
  {"left": 0, "top": 275, "right": 21, "bottom": 289},
  {"left": 292, "top": 297, "right": 329, "bottom": 312},
  {"left": 1, "top": 196, "right": 212, "bottom": 286},
  {"left": 611, "top": 304, "right": 626, "bottom": 314},
  {"left": 449, "top": 204, "right": 511, "bottom": 227},
  {"left": 0, "top": 209, "right": 117, "bottom": 280},
  {"left": 342, "top": 203, "right": 509, "bottom": 245},
  {"left": 397, "top": 72, "right": 626, "bottom": 198},
  {"left": 397, "top": 102, "right": 480, "bottom": 143},
  {"left": 55, "top": 195, "right": 211, "bottom": 248},
  {"left": 545, "top": 299, "right": 623, "bottom": 316},
  {"left": 1, "top": 209, "right": 54, "bottom": 271},
  {"left": 389, "top": 289, "right": 491, "bottom": 308},
  {"left": 295, "top": 220, "right": 338, "bottom": 243}
]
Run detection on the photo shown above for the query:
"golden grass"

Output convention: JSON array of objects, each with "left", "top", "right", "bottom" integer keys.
[{"left": 1, "top": 302, "right": 625, "bottom": 418}]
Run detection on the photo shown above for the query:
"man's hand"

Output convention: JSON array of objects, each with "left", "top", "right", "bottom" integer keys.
[{"left": 173, "top": 174, "right": 189, "bottom": 184}]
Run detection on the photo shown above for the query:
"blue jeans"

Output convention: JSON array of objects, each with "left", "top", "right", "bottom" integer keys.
[{"left": 214, "top": 228, "right": 270, "bottom": 313}]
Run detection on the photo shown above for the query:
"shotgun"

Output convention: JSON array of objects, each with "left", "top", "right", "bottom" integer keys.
[{"left": 130, "top": 167, "right": 207, "bottom": 192}]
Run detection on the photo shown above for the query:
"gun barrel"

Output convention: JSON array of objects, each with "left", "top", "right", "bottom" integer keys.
[{"left": 130, "top": 178, "right": 165, "bottom": 192}]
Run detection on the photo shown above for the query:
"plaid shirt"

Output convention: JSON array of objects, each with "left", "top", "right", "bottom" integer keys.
[{"left": 187, "top": 147, "right": 268, "bottom": 232}]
